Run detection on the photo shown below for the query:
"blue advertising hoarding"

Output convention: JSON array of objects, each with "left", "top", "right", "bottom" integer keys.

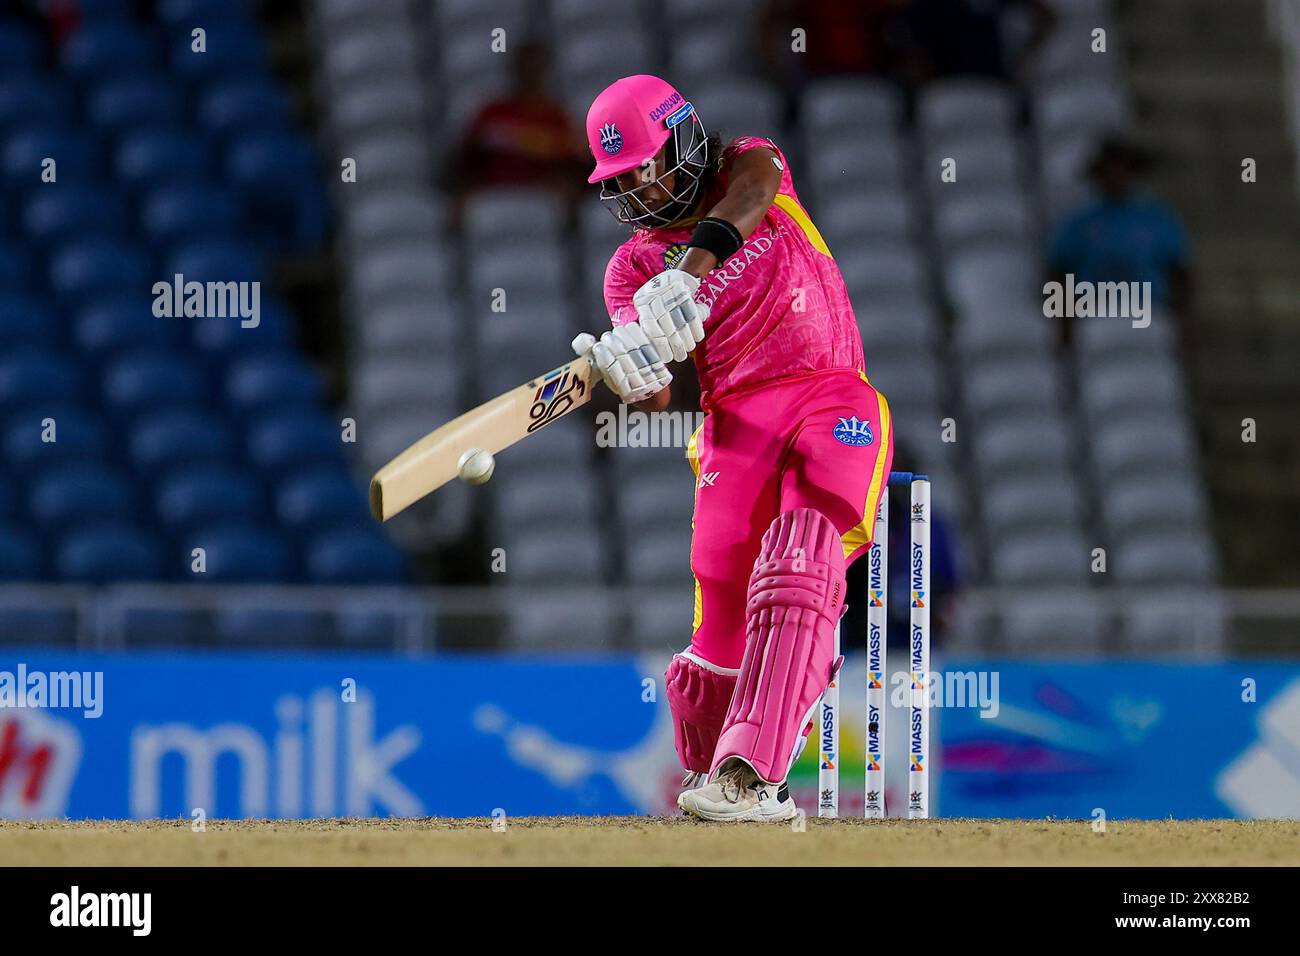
[{"left": 0, "top": 652, "right": 1296, "bottom": 819}]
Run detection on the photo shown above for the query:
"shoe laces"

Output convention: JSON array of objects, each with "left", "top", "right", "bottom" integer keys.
[{"left": 715, "top": 762, "right": 756, "bottom": 802}]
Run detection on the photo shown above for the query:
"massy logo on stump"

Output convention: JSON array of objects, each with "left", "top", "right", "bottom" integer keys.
[{"left": 832, "top": 416, "right": 874, "bottom": 446}]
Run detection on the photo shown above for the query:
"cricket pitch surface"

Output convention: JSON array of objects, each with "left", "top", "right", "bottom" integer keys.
[{"left": 3, "top": 818, "right": 1297, "bottom": 866}]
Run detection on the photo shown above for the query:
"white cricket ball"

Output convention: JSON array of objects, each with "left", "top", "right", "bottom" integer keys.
[{"left": 457, "top": 447, "right": 495, "bottom": 485}]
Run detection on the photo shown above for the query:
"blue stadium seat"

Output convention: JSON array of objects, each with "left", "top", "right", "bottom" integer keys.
[
  {"left": 170, "top": 27, "right": 266, "bottom": 80},
  {"left": 166, "top": 240, "right": 260, "bottom": 282},
  {"left": 24, "top": 186, "right": 127, "bottom": 246},
  {"left": 4, "top": 407, "right": 107, "bottom": 473},
  {"left": 55, "top": 524, "right": 163, "bottom": 583},
  {"left": 275, "top": 468, "right": 369, "bottom": 532},
  {"left": 191, "top": 300, "right": 292, "bottom": 356},
  {"left": 198, "top": 78, "right": 290, "bottom": 136},
  {"left": 0, "top": 241, "right": 34, "bottom": 291},
  {"left": 48, "top": 240, "right": 151, "bottom": 303},
  {"left": 76, "top": 0, "right": 138, "bottom": 20},
  {"left": 142, "top": 183, "right": 242, "bottom": 246},
  {"left": 224, "top": 353, "right": 322, "bottom": 413},
  {"left": 0, "top": 294, "right": 58, "bottom": 348},
  {"left": 1, "top": 127, "right": 99, "bottom": 187},
  {"left": 61, "top": 24, "right": 160, "bottom": 82},
  {"left": 0, "top": 477, "right": 14, "bottom": 519},
  {"left": 157, "top": 467, "right": 263, "bottom": 532},
  {"left": 29, "top": 464, "right": 136, "bottom": 531},
  {"left": 304, "top": 528, "right": 406, "bottom": 584},
  {"left": 0, "top": 79, "right": 73, "bottom": 132},
  {"left": 86, "top": 76, "right": 185, "bottom": 134},
  {"left": 0, "top": 526, "right": 42, "bottom": 580},
  {"left": 214, "top": 608, "right": 319, "bottom": 645},
  {"left": 158, "top": 0, "right": 254, "bottom": 29},
  {"left": 225, "top": 131, "right": 325, "bottom": 251},
  {"left": 101, "top": 351, "right": 208, "bottom": 416},
  {"left": 180, "top": 526, "right": 291, "bottom": 582},
  {"left": 129, "top": 409, "right": 233, "bottom": 471},
  {"left": 0, "top": 24, "right": 45, "bottom": 75},
  {"left": 0, "top": 351, "right": 81, "bottom": 410},
  {"left": 73, "top": 296, "right": 184, "bottom": 357},
  {"left": 115, "top": 128, "right": 211, "bottom": 189},
  {"left": 247, "top": 413, "right": 344, "bottom": 474}
]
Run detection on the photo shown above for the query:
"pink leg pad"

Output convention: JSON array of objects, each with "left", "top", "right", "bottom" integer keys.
[
  {"left": 665, "top": 650, "right": 739, "bottom": 773},
  {"left": 711, "top": 508, "right": 847, "bottom": 783}
]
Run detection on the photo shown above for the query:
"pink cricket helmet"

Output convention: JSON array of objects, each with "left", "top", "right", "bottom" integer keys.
[{"left": 585, "top": 74, "right": 711, "bottom": 227}]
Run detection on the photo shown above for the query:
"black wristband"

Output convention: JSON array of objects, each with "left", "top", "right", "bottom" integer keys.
[{"left": 687, "top": 217, "right": 744, "bottom": 265}]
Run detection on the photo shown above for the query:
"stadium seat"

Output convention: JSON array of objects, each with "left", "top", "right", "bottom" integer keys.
[
  {"left": 128, "top": 409, "right": 234, "bottom": 472},
  {"left": 1091, "top": 416, "right": 1198, "bottom": 479},
  {"left": 1114, "top": 532, "right": 1218, "bottom": 585},
  {"left": 115, "top": 128, "right": 212, "bottom": 188},
  {"left": 491, "top": 468, "right": 600, "bottom": 535},
  {"left": 4, "top": 408, "right": 107, "bottom": 473},
  {"left": 157, "top": 467, "right": 264, "bottom": 532},
  {"left": 917, "top": 80, "right": 1019, "bottom": 141},
  {"left": 505, "top": 588, "right": 616, "bottom": 650},
  {"left": 61, "top": 24, "right": 160, "bottom": 82},
  {"left": 224, "top": 354, "right": 323, "bottom": 413},
  {"left": 1, "top": 127, "right": 99, "bottom": 187},
  {"left": 166, "top": 239, "right": 260, "bottom": 283},
  {"left": 102, "top": 351, "right": 208, "bottom": 416},
  {"left": 142, "top": 183, "right": 243, "bottom": 246},
  {"left": 0, "top": 526, "right": 42, "bottom": 579},
  {"left": 73, "top": 296, "right": 185, "bottom": 357},
  {"left": 0, "top": 351, "right": 82, "bottom": 410},
  {"left": 972, "top": 415, "right": 1074, "bottom": 476},
  {"left": 48, "top": 240, "right": 151, "bottom": 303},
  {"left": 170, "top": 27, "right": 267, "bottom": 80},
  {"left": 304, "top": 528, "right": 406, "bottom": 584},
  {"left": 0, "top": 294, "right": 59, "bottom": 349},
  {"left": 24, "top": 186, "right": 127, "bottom": 246},
  {"left": 962, "top": 355, "right": 1065, "bottom": 416},
  {"left": 157, "top": 0, "right": 254, "bottom": 29},
  {"left": 198, "top": 78, "right": 291, "bottom": 136},
  {"left": 0, "top": 79, "right": 73, "bottom": 132},
  {"left": 0, "top": 23, "right": 45, "bottom": 76},
  {"left": 991, "top": 529, "right": 1090, "bottom": 585},
  {"left": 275, "top": 468, "right": 369, "bottom": 531},
  {"left": 191, "top": 299, "right": 294, "bottom": 357},
  {"left": 214, "top": 608, "right": 320, "bottom": 646},
  {"left": 56, "top": 525, "right": 163, "bottom": 583},
  {"left": 29, "top": 464, "right": 137, "bottom": 530},
  {"left": 0, "top": 241, "right": 35, "bottom": 292},
  {"left": 803, "top": 77, "right": 905, "bottom": 135},
  {"left": 464, "top": 190, "right": 566, "bottom": 245},
  {"left": 180, "top": 526, "right": 292, "bottom": 582},
  {"left": 85, "top": 76, "right": 185, "bottom": 133},
  {"left": 246, "top": 413, "right": 344, "bottom": 474},
  {"left": 225, "top": 130, "right": 326, "bottom": 252},
  {"left": 983, "top": 475, "right": 1085, "bottom": 535}
]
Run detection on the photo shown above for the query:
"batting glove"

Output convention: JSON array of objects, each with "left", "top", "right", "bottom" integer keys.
[
  {"left": 632, "top": 269, "right": 709, "bottom": 363},
  {"left": 572, "top": 326, "right": 672, "bottom": 404}
]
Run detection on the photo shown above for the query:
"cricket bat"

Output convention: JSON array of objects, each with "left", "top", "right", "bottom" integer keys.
[{"left": 369, "top": 357, "right": 597, "bottom": 521}]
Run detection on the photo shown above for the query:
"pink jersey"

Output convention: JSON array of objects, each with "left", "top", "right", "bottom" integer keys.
[{"left": 601, "top": 136, "right": 865, "bottom": 411}]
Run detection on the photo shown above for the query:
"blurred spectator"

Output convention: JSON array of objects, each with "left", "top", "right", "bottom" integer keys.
[
  {"left": 447, "top": 42, "right": 586, "bottom": 209},
  {"left": 1047, "top": 135, "right": 1193, "bottom": 346},
  {"left": 895, "top": 0, "right": 1054, "bottom": 84},
  {"left": 759, "top": 0, "right": 904, "bottom": 85}
]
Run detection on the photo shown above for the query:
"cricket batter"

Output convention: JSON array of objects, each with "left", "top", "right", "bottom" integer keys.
[{"left": 572, "top": 75, "right": 893, "bottom": 821}]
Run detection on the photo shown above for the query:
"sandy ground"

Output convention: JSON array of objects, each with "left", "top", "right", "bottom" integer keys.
[{"left": 1, "top": 817, "right": 1297, "bottom": 866}]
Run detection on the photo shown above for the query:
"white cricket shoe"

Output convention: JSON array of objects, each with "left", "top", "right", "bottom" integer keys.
[{"left": 677, "top": 759, "right": 797, "bottom": 822}]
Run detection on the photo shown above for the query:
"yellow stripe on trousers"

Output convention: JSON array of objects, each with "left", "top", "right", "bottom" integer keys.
[{"left": 841, "top": 392, "right": 892, "bottom": 560}]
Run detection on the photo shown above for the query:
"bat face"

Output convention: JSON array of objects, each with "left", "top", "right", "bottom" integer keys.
[{"left": 369, "top": 357, "right": 597, "bottom": 521}]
